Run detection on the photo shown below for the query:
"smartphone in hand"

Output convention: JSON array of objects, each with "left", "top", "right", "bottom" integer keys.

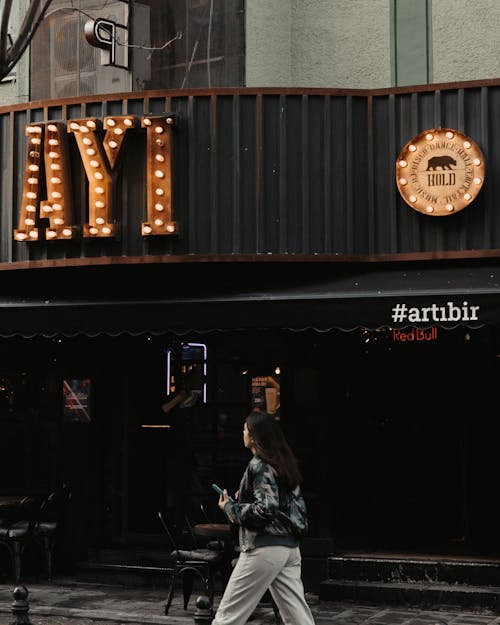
[{"left": 212, "top": 483, "right": 234, "bottom": 502}]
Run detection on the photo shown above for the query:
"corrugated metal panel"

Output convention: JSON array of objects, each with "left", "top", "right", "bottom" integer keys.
[{"left": 0, "top": 86, "right": 499, "bottom": 265}]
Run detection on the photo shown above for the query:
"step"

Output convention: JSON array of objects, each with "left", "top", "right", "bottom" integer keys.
[
  {"left": 87, "top": 547, "right": 172, "bottom": 568},
  {"left": 319, "top": 578, "right": 500, "bottom": 611},
  {"left": 327, "top": 555, "right": 500, "bottom": 587},
  {"left": 74, "top": 561, "right": 173, "bottom": 587}
]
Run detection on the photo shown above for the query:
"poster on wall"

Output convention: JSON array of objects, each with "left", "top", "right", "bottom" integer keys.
[
  {"left": 251, "top": 375, "right": 280, "bottom": 416},
  {"left": 63, "top": 379, "right": 91, "bottom": 423}
]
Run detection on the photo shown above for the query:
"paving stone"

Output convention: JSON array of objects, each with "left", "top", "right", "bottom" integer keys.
[{"left": 1, "top": 578, "right": 500, "bottom": 625}]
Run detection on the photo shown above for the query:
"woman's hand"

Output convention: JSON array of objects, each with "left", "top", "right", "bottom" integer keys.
[{"left": 218, "top": 489, "right": 230, "bottom": 510}]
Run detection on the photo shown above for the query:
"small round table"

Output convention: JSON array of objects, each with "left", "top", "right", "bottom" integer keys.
[{"left": 192, "top": 523, "right": 232, "bottom": 539}]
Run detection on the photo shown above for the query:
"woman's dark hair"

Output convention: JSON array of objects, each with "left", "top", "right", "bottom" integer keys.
[{"left": 245, "top": 410, "right": 302, "bottom": 489}]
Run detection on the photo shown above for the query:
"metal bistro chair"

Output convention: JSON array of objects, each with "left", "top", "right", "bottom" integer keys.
[
  {"left": 33, "top": 484, "right": 71, "bottom": 580},
  {"left": 158, "top": 509, "right": 226, "bottom": 616},
  {"left": 0, "top": 495, "right": 43, "bottom": 584}
]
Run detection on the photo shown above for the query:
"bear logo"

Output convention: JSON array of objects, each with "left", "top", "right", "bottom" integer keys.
[{"left": 426, "top": 155, "right": 457, "bottom": 170}]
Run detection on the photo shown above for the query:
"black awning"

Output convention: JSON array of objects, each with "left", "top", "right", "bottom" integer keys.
[{"left": 0, "top": 257, "right": 498, "bottom": 337}]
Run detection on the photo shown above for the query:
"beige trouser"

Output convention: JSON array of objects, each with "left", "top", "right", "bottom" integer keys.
[{"left": 212, "top": 545, "right": 315, "bottom": 625}]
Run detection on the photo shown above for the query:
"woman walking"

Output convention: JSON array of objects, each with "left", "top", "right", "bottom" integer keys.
[{"left": 212, "top": 410, "right": 315, "bottom": 625}]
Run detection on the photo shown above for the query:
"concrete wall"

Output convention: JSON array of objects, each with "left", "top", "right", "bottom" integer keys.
[
  {"left": 245, "top": 0, "right": 391, "bottom": 88},
  {"left": 291, "top": 0, "right": 391, "bottom": 88},
  {"left": 245, "top": 0, "right": 293, "bottom": 86},
  {"left": 246, "top": 0, "right": 500, "bottom": 89},
  {"left": 432, "top": 0, "right": 500, "bottom": 84}
]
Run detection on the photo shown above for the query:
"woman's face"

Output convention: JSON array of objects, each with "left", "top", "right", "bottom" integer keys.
[{"left": 243, "top": 421, "right": 253, "bottom": 450}]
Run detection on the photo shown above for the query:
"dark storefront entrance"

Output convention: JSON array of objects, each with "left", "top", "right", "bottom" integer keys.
[{"left": 1, "top": 322, "right": 499, "bottom": 576}]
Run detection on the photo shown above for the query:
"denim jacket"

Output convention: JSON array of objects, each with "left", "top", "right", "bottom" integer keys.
[{"left": 222, "top": 454, "right": 304, "bottom": 552}]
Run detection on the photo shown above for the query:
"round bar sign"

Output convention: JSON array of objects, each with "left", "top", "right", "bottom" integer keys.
[{"left": 396, "top": 128, "right": 485, "bottom": 216}]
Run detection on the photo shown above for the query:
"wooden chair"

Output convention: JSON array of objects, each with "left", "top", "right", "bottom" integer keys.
[{"left": 158, "top": 509, "right": 227, "bottom": 616}]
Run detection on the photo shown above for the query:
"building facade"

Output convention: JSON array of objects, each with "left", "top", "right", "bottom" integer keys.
[{"left": 0, "top": 0, "right": 500, "bottom": 590}]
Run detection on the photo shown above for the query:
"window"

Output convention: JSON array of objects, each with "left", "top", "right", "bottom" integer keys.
[
  {"left": 30, "top": 0, "right": 131, "bottom": 99},
  {"left": 30, "top": 0, "right": 244, "bottom": 100}
]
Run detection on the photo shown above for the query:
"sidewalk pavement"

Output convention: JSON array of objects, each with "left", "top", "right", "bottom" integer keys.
[{"left": 1, "top": 577, "right": 500, "bottom": 625}]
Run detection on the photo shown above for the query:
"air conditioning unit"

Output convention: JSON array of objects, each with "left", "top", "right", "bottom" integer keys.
[{"left": 35, "top": 1, "right": 132, "bottom": 99}]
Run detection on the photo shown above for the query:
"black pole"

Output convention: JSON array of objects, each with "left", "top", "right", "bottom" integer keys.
[
  {"left": 9, "top": 586, "right": 33, "bottom": 625},
  {"left": 193, "top": 594, "right": 213, "bottom": 624}
]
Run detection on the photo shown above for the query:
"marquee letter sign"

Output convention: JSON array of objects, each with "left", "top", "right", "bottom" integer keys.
[{"left": 15, "top": 114, "right": 177, "bottom": 241}]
